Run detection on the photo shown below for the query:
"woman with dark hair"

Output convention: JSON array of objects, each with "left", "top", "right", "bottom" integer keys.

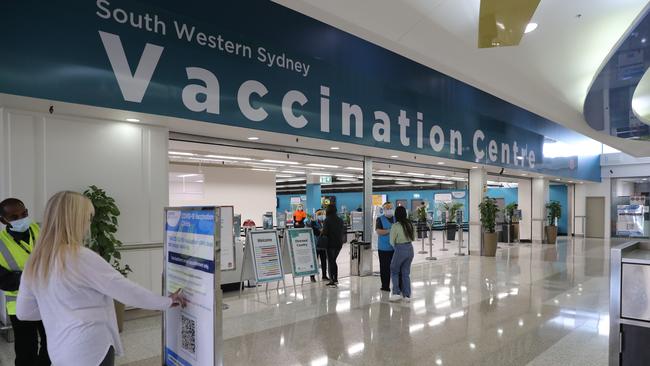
[
  {"left": 389, "top": 206, "right": 415, "bottom": 302},
  {"left": 321, "top": 204, "right": 344, "bottom": 288}
]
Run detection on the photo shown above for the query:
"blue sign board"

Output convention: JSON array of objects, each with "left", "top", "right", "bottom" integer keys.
[{"left": 0, "top": 0, "right": 599, "bottom": 180}]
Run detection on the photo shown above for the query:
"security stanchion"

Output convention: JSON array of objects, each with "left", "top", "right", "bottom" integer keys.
[
  {"left": 418, "top": 227, "right": 428, "bottom": 254},
  {"left": 440, "top": 223, "right": 449, "bottom": 252},
  {"left": 425, "top": 225, "right": 437, "bottom": 261},
  {"left": 454, "top": 223, "right": 466, "bottom": 256}
]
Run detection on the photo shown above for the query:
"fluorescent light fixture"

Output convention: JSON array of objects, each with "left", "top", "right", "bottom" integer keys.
[
  {"left": 335, "top": 174, "right": 355, "bottom": 178},
  {"left": 337, "top": 178, "right": 359, "bottom": 182},
  {"left": 377, "top": 170, "right": 400, "bottom": 174},
  {"left": 406, "top": 172, "right": 426, "bottom": 176},
  {"left": 345, "top": 167, "right": 364, "bottom": 171},
  {"left": 205, "top": 155, "right": 252, "bottom": 161},
  {"left": 251, "top": 168, "right": 276, "bottom": 172},
  {"left": 125, "top": 118, "right": 140, "bottom": 122},
  {"left": 330, "top": 147, "right": 340, "bottom": 150},
  {"left": 244, "top": 162, "right": 284, "bottom": 167},
  {"left": 396, "top": 181, "right": 412, "bottom": 185},
  {"left": 525, "top": 22, "right": 538, "bottom": 33},
  {"left": 276, "top": 174, "right": 294, "bottom": 178},
  {"left": 247, "top": 137, "right": 259, "bottom": 141},
  {"left": 439, "top": 181, "right": 454, "bottom": 185},
  {"left": 307, "top": 163, "right": 340, "bottom": 168},
  {"left": 522, "top": 173, "right": 528, "bottom": 176},
  {"left": 169, "top": 151, "right": 195, "bottom": 156},
  {"left": 471, "top": 166, "right": 478, "bottom": 169},
  {"left": 178, "top": 174, "right": 199, "bottom": 178},
  {"left": 276, "top": 178, "right": 305, "bottom": 182},
  {"left": 374, "top": 177, "right": 394, "bottom": 181},
  {"left": 568, "top": 180, "right": 574, "bottom": 183},
  {"left": 262, "top": 159, "right": 299, "bottom": 165},
  {"left": 555, "top": 178, "right": 561, "bottom": 181},
  {"left": 411, "top": 179, "right": 427, "bottom": 183},
  {"left": 437, "top": 162, "right": 445, "bottom": 165},
  {"left": 390, "top": 155, "right": 399, "bottom": 158},
  {"left": 429, "top": 174, "right": 446, "bottom": 179},
  {"left": 188, "top": 157, "right": 227, "bottom": 163},
  {"left": 309, "top": 172, "right": 332, "bottom": 176},
  {"left": 281, "top": 170, "right": 305, "bottom": 175},
  {"left": 195, "top": 180, "right": 204, "bottom": 183}
]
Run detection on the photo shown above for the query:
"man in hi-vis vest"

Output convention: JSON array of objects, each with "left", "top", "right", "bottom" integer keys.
[{"left": 0, "top": 198, "right": 50, "bottom": 365}]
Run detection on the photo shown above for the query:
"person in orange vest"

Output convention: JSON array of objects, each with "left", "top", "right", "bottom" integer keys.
[
  {"left": 293, "top": 205, "right": 307, "bottom": 228},
  {"left": 0, "top": 198, "right": 50, "bottom": 365}
]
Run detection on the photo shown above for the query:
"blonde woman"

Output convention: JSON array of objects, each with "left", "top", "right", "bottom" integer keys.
[{"left": 16, "top": 192, "right": 185, "bottom": 366}]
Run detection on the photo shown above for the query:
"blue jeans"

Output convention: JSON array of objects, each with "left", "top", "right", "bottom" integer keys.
[{"left": 390, "top": 243, "right": 414, "bottom": 297}]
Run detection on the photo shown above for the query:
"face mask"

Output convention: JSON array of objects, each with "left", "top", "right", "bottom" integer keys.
[
  {"left": 318, "top": 215, "right": 326, "bottom": 221},
  {"left": 9, "top": 216, "right": 32, "bottom": 233},
  {"left": 384, "top": 209, "right": 394, "bottom": 218}
]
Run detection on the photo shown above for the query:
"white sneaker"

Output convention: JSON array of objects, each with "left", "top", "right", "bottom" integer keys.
[
  {"left": 402, "top": 296, "right": 411, "bottom": 303},
  {"left": 389, "top": 294, "right": 402, "bottom": 302}
]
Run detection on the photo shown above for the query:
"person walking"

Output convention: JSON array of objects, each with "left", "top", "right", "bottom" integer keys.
[
  {"left": 310, "top": 209, "right": 328, "bottom": 283},
  {"left": 16, "top": 191, "right": 186, "bottom": 366},
  {"left": 389, "top": 206, "right": 415, "bottom": 302},
  {"left": 376, "top": 202, "right": 396, "bottom": 292},
  {"left": 0, "top": 198, "right": 50, "bottom": 366},
  {"left": 321, "top": 205, "right": 344, "bottom": 288}
]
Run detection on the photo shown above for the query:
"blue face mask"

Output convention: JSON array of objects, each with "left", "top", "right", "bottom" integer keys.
[{"left": 9, "top": 216, "right": 32, "bottom": 233}]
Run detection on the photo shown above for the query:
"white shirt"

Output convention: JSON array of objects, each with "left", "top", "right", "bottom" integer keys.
[{"left": 16, "top": 247, "right": 172, "bottom": 366}]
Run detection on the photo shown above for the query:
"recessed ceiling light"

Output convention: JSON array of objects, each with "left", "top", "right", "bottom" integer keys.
[
  {"left": 437, "top": 162, "right": 445, "bottom": 165},
  {"left": 390, "top": 155, "right": 399, "bottom": 158},
  {"left": 307, "top": 163, "right": 340, "bottom": 168},
  {"left": 330, "top": 147, "right": 340, "bottom": 150},
  {"left": 262, "top": 159, "right": 299, "bottom": 165},
  {"left": 125, "top": 118, "right": 140, "bottom": 122},
  {"left": 525, "top": 23, "right": 538, "bottom": 33},
  {"left": 247, "top": 137, "right": 260, "bottom": 141},
  {"left": 168, "top": 151, "right": 195, "bottom": 156}
]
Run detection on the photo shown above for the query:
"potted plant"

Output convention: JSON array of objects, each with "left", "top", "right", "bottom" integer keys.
[
  {"left": 505, "top": 202, "right": 519, "bottom": 243},
  {"left": 443, "top": 202, "right": 464, "bottom": 240},
  {"left": 479, "top": 197, "right": 500, "bottom": 256},
  {"left": 545, "top": 200, "right": 562, "bottom": 244},
  {"left": 84, "top": 185, "right": 131, "bottom": 332}
]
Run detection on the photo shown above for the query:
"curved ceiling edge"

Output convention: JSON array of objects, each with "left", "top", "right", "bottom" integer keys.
[{"left": 584, "top": 5, "right": 650, "bottom": 141}]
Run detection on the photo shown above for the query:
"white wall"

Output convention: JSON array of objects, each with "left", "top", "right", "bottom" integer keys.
[
  {"left": 531, "top": 178, "right": 549, "bottom": 242},
  {"left": 517, "top": 179, "right": 532, "bottom": 241},
  {"left": 169, "top": 164, "right": 276, "bottom": 225},
  {"left": 469, "top": 168, "right": 486, "bottom": 253},
  {"left": 0, "top": 107, "right": 169, "bottom": 293}
]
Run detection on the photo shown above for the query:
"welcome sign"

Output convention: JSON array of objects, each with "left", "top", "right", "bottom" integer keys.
[{"left": 0, "top": 0, "right": 547, "bottom": 171}]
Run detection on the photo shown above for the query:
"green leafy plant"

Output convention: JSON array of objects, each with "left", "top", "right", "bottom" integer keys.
[
  {"left": 83, "top": 185, "right": 131, "bottom": 277},
  {"left": 546, "top": 201, "right": 562, "bottom": 227},
  {"left": 443, "top": 202, "right": 464, "bottom": 223},
  {"left": 479, "top": 197, "right": 500, "bottom": 233},
  {"left": 505, "top": 203, "right": 518, "bottom": 223},
  {"left": 417, "top": 204, "right": 428, "bottom": 222}
]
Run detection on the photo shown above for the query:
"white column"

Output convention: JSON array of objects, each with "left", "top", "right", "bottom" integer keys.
[
  {"left": 517, "top": 179, "right": 532, "bottom": 241},
  {"left": 469, "top": 168, "right": 487, "bottom": 254},
  {"left": 532, "top": 177, "right": 549, "bottom": 242}
]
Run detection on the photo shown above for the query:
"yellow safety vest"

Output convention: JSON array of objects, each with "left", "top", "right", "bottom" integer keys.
[{"left": 0, "top": 223, "right": 39, "bottom": 315}]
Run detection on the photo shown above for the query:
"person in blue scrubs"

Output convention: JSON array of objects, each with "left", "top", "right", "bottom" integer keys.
[{"left": 376, "top": 202, "right": 396, "bottom": 292}]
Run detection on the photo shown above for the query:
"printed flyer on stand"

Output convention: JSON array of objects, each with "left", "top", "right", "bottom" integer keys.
[
  {"left": 287, "top": 229, "right": 318, "bottom": 277},
  {"left": 165, "top": 209, "right": 216, "bottom": 366}
]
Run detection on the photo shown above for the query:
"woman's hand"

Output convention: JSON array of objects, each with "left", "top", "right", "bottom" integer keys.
[{"left": 169, "top": 288, "right": 188, "bottom": 308}]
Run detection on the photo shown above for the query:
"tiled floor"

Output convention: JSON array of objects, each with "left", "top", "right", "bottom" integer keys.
[{"left": 0, "top": 236, "right": 618, "bottom": 365}]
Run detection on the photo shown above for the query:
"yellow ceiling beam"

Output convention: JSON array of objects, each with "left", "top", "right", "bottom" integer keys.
[{"left": 478, "top": 0, "right": 541, "bottom": 48}]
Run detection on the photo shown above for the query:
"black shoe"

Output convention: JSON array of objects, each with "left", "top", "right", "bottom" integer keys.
[
  {"left": 310, "top": 275, "right": 317, "bottom": 283},
  {"left": 322, "top": 276, "right": 330, "bottom": 281},
  {"left": 380, "top": 287, "right": 390, "bottom": 292},
  {"left": 326, "top": 281, "right": 337, "bottom": 287}
]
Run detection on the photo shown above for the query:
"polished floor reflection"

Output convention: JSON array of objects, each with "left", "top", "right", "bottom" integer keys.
[{"left": 0, "top": 237, "right": 618, "bottom": 365}]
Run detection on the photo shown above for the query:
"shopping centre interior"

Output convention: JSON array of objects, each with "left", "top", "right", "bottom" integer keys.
[{"left": 2, "top": 0, "right": 650, "bottom": 365}]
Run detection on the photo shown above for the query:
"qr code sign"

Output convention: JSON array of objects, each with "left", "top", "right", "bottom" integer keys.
[{"left": 181, "top": 314, "right": 197, "bottom": 356}]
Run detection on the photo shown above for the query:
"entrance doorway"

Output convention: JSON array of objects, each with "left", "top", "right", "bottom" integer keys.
[{"left": 586, "top": 196, "right": 605, "bottom": 238}]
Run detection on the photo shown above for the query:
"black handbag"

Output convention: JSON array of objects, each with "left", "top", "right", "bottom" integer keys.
[{"left": 317, "top": 235, "right": 329, "bottom": 250}]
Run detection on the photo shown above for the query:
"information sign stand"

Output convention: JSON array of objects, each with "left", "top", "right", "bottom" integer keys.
[
  {"left": 239, "top": 229, "right": 287, "bottom": 299},
  {"left": 284, "top": 228, "right": 320, "bottom": 294},
  {"left": 163, "top": 206, "right": 223, "bottom": 366}
]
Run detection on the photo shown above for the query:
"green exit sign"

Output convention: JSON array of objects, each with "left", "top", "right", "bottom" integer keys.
[{"left": 319, "top": 176, "right": 332, "bottom": 184}]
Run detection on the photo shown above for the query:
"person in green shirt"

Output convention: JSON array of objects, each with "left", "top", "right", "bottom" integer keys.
[{"left": 389, "top": 206, "right": 415, "bottom": 303}]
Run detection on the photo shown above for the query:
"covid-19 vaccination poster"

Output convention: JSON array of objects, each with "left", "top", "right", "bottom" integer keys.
[{"left": 165, "top": 208, "right": 216, "bottom": 366}]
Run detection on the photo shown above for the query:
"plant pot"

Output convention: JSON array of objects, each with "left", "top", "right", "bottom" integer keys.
[
  {"left": 114, "top": 300, "right": 125, "bottom": 333},
  {"left": 446, "top": 225, "right": 457, "bottom": 241},
  {"left": 545, "top": 225, "right": 558, "bottom": 244},
  {"left": 482, "top": 232, "right": 498, "bottom": 257}
]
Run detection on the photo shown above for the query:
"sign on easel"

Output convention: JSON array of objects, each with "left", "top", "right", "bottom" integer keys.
[
  {"left": 286, "top": 228, "right": 319, "bottom": 277},
  {"left": 248, "top": 230, "right": 285, "bottom": 283},
  {"left": 163, "top": 207, "right": 223, "bottom": 366}
]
